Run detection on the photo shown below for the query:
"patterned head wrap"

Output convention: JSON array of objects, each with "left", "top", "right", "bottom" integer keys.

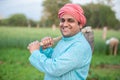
[{"left": 58, "top": 3, "right": 86, "bottom": 26}]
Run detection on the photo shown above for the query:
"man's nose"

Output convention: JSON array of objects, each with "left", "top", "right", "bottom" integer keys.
[{"left": 63, "top": 21, "right": 69, "bottom": 27}]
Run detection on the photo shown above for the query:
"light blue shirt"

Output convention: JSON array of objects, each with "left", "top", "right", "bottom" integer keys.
[{"left": 29, "top": 32, "right": 92, "bottom": 80}]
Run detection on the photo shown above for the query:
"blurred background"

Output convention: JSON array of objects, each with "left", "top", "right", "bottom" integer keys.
[{"left": 0, "top": 0, "right": 120, "bottom": 80}]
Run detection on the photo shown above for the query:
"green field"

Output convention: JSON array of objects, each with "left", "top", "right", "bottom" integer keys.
[{"left": 0, "top": 26, "right": 120, "bottom": 80}]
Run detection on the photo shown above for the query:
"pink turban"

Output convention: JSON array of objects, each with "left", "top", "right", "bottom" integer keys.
[{"left": 58, "top": 3, "right": 86, "bottom": 26}]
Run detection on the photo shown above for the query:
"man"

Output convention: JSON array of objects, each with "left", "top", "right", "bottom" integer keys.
[
  {"left": 28, "top": 3, "right": 92, "bottom": 80},
  {"left": 106, "top": 37, "right": 119, "bottom": 56}
]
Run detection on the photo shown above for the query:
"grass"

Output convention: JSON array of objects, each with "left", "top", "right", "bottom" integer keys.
[
  {"left": 0, "top": 26, "right": 120, "bottom": 80},
  {"left": 0, "top": 48, "right": 44, "bottom": 80},
  {"left": 88, "top": 54, "right": 120, "bottom": 80},
  {"left": 0, "top": 27, "right": 61, "bottom": 49}
]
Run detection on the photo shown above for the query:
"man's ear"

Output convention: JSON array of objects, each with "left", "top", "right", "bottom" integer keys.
[{"left": 79, "top": 24, "right": 83, "bottom": 29}]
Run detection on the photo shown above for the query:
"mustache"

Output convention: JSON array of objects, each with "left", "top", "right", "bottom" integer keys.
[{"left": 61, "top": 26, "right": 72, "bottom": 29}]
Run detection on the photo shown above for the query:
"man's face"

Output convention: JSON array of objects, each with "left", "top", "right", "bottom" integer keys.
[{"left": 59, "top": 14, "right": 82, "bottom": 37}]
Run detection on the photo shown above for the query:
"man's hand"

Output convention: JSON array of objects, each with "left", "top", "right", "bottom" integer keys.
[
  {"left": 27, "top": 40, "right": 40, "bottom": 53},
  {"left": 27, "top": 37, "right": 54, "bottom": 53},
  {"left": 41, "top": 37, "right": 54, "bottom": 49}
]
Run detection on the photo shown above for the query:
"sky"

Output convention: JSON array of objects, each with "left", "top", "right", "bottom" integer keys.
[{"left": 0, "top": 0, "right": 120, "bottom": 21}]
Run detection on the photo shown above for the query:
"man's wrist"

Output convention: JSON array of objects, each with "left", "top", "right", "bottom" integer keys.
[{"left": 30, "top": 49, "right": 39, "bottom": 54}]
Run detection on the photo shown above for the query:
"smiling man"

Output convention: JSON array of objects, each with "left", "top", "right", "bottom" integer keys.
[{"left": 28, "top": 3, "right": 92, "bottom": 80}]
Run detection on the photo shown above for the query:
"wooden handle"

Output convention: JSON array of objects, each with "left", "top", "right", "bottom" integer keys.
[{"left": 39, "top": 36, "right": 62, "bottom": 46}]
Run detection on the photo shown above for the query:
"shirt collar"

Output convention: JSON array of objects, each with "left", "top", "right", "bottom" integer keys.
[{"left": 62, "top": 32, "right": 82, "bottom": 41}]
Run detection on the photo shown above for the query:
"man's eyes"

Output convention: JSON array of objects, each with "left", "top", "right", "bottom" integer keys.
[
  {"left": 60, "top": 19, "right": 65, "bottom": 22},
  {"left": 60, "top": 18, "right": 75, "bottom": 23},
  {"left": 68, "top": 19, "right": 75, "bottom": 22}
]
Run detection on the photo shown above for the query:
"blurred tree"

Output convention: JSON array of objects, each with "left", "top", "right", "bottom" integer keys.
[
  {"left": 27, "top": 19, "right": 37, "bottom": 27},
  {"left": 0, "top": 14, "right": 39, "bottom": 27},
  {"left": 97, "top": 0, "right": 113, "bottom": 6},
  {"left": 83, "top": 3, "right": 119, "bottom": 29},
  {"left": 40, "top": 0, "right": 71, "bottom": 27},
  {"left": 7, "top": 14, "right": 28, "bottom": 26},
  {"left": 0, "top": 19, "right": 9, "bottom": 26}
]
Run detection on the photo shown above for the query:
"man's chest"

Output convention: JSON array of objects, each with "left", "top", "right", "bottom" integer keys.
[{"left": 52, "top": 41, "right": 72, "bottom": 58}]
